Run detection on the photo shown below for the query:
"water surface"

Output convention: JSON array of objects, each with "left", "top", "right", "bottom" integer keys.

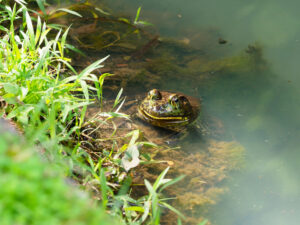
[{"left": 71, "top": 0, "right": 300, "bottom": 224}]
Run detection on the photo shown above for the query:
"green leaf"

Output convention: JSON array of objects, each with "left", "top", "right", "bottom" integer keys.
[
  {"left": 144, "top": 179, "right": 155, "bottom": 196},
  {"left": 118, "top": 18, "right": 130, "bottom": 24},
  {"left": 61, "top": 101, "right": 91, "bottom": 122},
  {"left": 18, "top": 106, "right": 34, "bottom": 125},
  {"left": 36, "top": 0, "right": 46, "bottom": 16},
  {"left": 34, "top": 41, "right": 52, "bottom": 73},
  {"left": 65, "top": 43, "right": 86, "bottom": 56},
  {"left": 97, "top": 112, "right": 129, "bottom": 120},
  {"left": 140, "top": 200, "right": 151, "bottom": 223},
  {"left": 134, "top": 20, "right": 154, "bottom": 27},
  {"left": 79, "top": 56, "right": 110, "bottom": 79},
  {"left": 128, "top": 129, "right": 140, "bottom": 146},
  {"left": 113, "top": 88, "right": 123, "bottom": 109},
  {"left": 178, "top": 218, "right": 182, "bottom": 225},
  {"left": 134, "top": 7, "right": 142, "bottom": 24},
  {"left": 25, "top": 11, "right": 35, "bottom": 49},
  {"left": 141, "top": 153, "right": 151, "bottom": 161},
  {"left": 153, "top": 167, "right": 169, "bottom": 191},
  {"left": 198, "top": 219, "right": 208, "bottom": 225},
  {"left": 53, "top": 8, "right": 82, "bottom": 18},
  {"left": 124, "top": 206, "right": 144, "bottom": 213},
  {"left": 6, "top": 107, "right": 19, "bottom": 119},
  {"left": 61, "top": 26, "right": 70, "bottom": 57},
  {"left": 35, "top": 16, "right": 42, "bottom": 45},
  {"left": 136, "top": 141, "right": 157, "bottom": 148},
  {"left": 79, "top": 80, "right": 89, "bottom": 101},
  {"left": 3, "top": 83, "right": 20, "bottom": 95},
  {"left": 100, "top": 169, "right": 108, "bottom": 208},
  {"left": 160, "top": 201, "right": 186, "bottom": 220},
  {"left": 38, "top": 23, "right": 51, "bottom": 46},
  {"left": 159, "top": 175, "right": 185, "bottom": 193}
]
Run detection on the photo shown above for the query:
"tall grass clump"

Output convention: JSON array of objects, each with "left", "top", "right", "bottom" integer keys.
[
  {"left": 0, "top": 2, "right": 107, "bottom": 136},
  {"left": 0, "top": 1, "right": 116, "bottom": 224},
  {"left": 0, "top": 1, "right": 185, "bottom": 224},
  {"left": 0, "top": 119, "right": 117, "bottom": 225}
]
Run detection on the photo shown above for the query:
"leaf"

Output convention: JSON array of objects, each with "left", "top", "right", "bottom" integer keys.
[
  {"left": 98, "top": 112, "right": 129, "bottom": 120},
  {"left": 100, "top": 169, "right": 108, "bottom": 208},
  {"left": 124, "top": 206, "right": 144, "bottom": 213},
  {"left": 136, "top": 141, "right": 157, "bottom": 148},
  {"left": 6, "top": 108, "right": 19, "bottom": 119},
  {"left": 15, "top": 0, "right": 27, "bottom": 6},
  {"left": 95, "top": 7, "right": 111, "bottom": 16},
  {"left": 160, "top": 202, "right": 186, "bottom": 220},
  {"left": 60, "top": 26, "right": 70, "bottom": 57},
  {"left": 128, "top": 129, "right": 140, "bottom": 146},
  {"left": 113, "top": 88, "right": 123, "bottom": 109},
  {"left": 144, "top": 179, "right": 155, "bottom": 196},
  {"left": 79, "top": 55, "right": 109, "bottom": 79},
  {"left": 159, "top": 175, "right": 185, "bottom": 193},
  {"left": 79, "top": 80, "right": 89, "bottom": 101},
  {"left": 114, "top": 97, "right": 126, "bottom": 113},
  {"left": 38, "top": 23, "right": 51, "bottom": 46},
  {"left": 18, "top": 106, "right": 34, "bottom": 125},
  {"left": 35, "top": 16, "right": 41, "bottom": 45},
  {"left": 198, "top": 220, "right": 208, "bottom": 225},
  {"left": 140, "top": 200, "right": 151, "bottom": 223},
  {"left": 134, "top": 7, "right": 142, "bottom": 24},
  {"left": 121, "top": 144, "right": 140, "bottom": 171},
  {"left": 36, "top": 0, "right": 46, "bottom": 16},
  {"left": 141, "top": 153, "right": 151, "bottom": 161},
  {"left": 3, "top": 83, "right": 20, "bottom": 95},
  {"left": 65, "top": 43, "right": 86, "bottom": 56},
  {"left": 118, "top": 18, "right": 130, "bottom": 24},
  {"left": 34, "top": 41, "right": 52, "bottom": 73},
  {"left": 153, "top": 167, "right": 170, "bottom": 191},
  {"left": 54, "top": 8, "right": 82, "bottom": 18},
  {"left": 61, "top": 101, "right": 91, "bottom": 122},
  {"left": 134, "top": 20, "right": 154, "bottom": 27},
  {"left": 25, "top": 11, "right": 35, "bottom": 49},
  {"left": 178, "top": 218, "right": 182, "bottom": 225}
]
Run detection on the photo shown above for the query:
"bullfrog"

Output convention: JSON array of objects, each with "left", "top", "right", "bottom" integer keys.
[
  {"left": 137, "top": 89, "right": 200, "bottom": 131},
  {"left": 84, "top": 89, "right": 202, "bottom": 145}
]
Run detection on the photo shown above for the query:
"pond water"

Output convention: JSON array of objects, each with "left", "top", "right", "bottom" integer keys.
[
  {"left": 63, "top": 0, "right": 300, "bottom": 224},
  {"left": 100, "top": 1, "right": 300, "bottom": 224}
]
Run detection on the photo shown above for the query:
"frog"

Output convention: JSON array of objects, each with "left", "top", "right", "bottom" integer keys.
[
  {"left": 137, "top": 89, "right": 200, "bottom": 131},
  {"left": 83, "top": 89, "right": 203, "bottom": 146}
]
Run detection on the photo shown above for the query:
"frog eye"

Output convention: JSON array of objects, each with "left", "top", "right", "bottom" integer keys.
[
  {"left": 148, "top": 89, "right": 162, "bottom": 100},
  {"left": 169, "top": 94, "right": 180, "bottom": 108}
]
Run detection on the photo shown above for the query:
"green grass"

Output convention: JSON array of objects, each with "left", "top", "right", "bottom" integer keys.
[
  {"left": 0, "top": 1, "right": 186, "bottom": 224},
  {"left": 0, "top": 119, "right": 117, "bottom": 225}
]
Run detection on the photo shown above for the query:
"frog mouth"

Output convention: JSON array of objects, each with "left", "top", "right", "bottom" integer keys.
[{"left": 138, "top": 107, "right": 189, "bottom": 125}]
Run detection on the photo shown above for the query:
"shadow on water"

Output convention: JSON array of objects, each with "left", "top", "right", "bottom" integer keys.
[{"left": 51, "top": 0, "right": 300, "bottom": 224}]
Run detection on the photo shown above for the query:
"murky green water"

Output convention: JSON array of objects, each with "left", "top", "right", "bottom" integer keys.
[
  {"left": 100, "top": 1, "right": 300, "bottom": 224},
  {"left": 63, "top": 0, "right": 300, "bottom": 224}
]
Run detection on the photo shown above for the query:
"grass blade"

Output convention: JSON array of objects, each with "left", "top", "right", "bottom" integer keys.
[
  {"left": 79, "top": 55, "right": 110, "bottom": 79},
  {"left": 54, "top": 8, "right": 82, "bottom": 18},
  {"left": 25, "top": 11, "right": 35, "bottom": 49},
  {"left": 153, "top": 167, "right": 169, "bottom": 191},
  {"left": 160, "top": 201, "right": 185, "bottom": 220},
  {"left": 36, "top": 0, "right": 46, "bottom": 16},
  {"left": 134, "top": 7, "right": 141, "bottom": 24}
]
